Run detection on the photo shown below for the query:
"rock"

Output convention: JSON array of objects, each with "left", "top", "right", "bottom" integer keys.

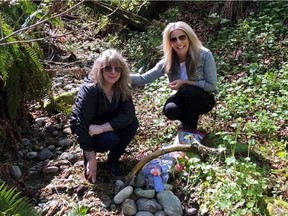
[
  {"left": 63, "top": 127, "right": 72, "bottom": 135},
  {"left": 157, "top": 190, "right": 183, "bottom": 216},
  {"left": 35, "top": 117, "right": 48, "bottom": 126},
  {"left": 136, "top": 198, "right": 157, "bottom": 213},
  {"left": 26, "top": 152, "right": 38, "bottom": 160},
  {"left": 52, "top": 131, "right": 60, "bottom": 136},
  {"left": 122, "top": 198, "right": 137, "bottom": 216},
  {"left": 43, "top": 90, "right": 78, "bottom": 114},
  {"left": 38, "top": 148, "right": 54, "bottom": 161},
  {"left": 185, "top": 206, "right": 198, "bottom": 215},
  {"left": 151, "top": 198, "right": 163, "bottom": 211},
  {"left": 155, "top": 211, "right": 166, "bottom": 216},
  {"left": 134, "top": 188, "right": 155, "bottom": 199},
  {"left": 130, "top": 172, "right": 146, "bottom": 188},
  {"left": 42, "top": 166, "right": 59, "bottom": 174},
  {"left": 58, "top": 139, "right": 73, "bottom": 148},
  {"left": 135, "top": 211, "right": 154, "bottom": 216},
  {"left": 115, "top": 180, "right": 125, "bottom": 194},
  {"left": 114, "top": 186, "right": 133, "bottom": 204},
  {"left": 59, "top": 152, "right": 76, "bottom": 161},
  {"left": 63, "top": 84, "right": 73, "bottom": 90},
  {"left": 47, "top": 145, "right": 56, "bottom": 151},
  {"left": 265, "top": 196, "right": 288, "bottom": 215},
  {"left": 8, "top": 165, "right": 22, "bottom": 179}
]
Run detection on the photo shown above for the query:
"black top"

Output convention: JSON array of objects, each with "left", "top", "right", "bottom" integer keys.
[{"left": 70, "top": 82, "right": 137, "bottom": 151}]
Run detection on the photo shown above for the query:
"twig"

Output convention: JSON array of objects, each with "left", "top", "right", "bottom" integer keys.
[
  {"left": 124, "top": 143, "right": 219, "bottom": 186},
  {"left": 0, "top": 32, "right": 73, "bottom": 46}
]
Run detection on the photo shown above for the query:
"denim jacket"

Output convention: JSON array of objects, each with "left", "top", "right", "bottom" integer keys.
[{"left": 131, "top": 47, "right": 218, "bottom": 94}]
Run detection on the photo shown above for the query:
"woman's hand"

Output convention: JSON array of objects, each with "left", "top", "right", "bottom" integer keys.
[
  {"left": 86, "top": 158, "right": 97, "bottom": 183},
  {"left": 84, "top": 151, "right": 97, "bottom": 183},
  {"left": 89, "top": 124, "right": 103, "bottom": 136},
  {"left": 169, "top": 79, "right": 195, "bottom": 90},
  {"left": 89, "top": 123, "right": 113, "bottom": 136},
  {"left": 169, "top": 80, "right": 185, "bottom": 90}
]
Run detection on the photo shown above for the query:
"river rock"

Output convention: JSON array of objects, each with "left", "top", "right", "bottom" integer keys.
[
  {"left": 157, "top": 190, "right": 183, "bottom": 216},
  {"left": 114, "top": 186, "right": 133, "bottom": 204},
  {"left": 122, "top": 198, "right": 137, "bottom": 216}
]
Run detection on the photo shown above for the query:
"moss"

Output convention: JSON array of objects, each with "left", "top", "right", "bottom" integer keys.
[
  {"left": 264, "top": 196, "right": 288, "bottom": 216},
  {"left": 43, "top": 90, "right": 78, "bottom": 114}
]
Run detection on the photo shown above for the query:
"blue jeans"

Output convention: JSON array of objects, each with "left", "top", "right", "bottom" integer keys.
[
  {"left": 83, "top": 119, "right": 139, "bottom": 166},
  {"left": 163, "top": 85, "right": 215, "bottom": 130}
]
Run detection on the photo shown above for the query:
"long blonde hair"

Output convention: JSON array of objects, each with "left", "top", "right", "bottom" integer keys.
[
  {"left": 162, "top": 21, "right": 203, "bottom": 76},
  {"left": 89, "top": 49, "right": 131, "bottom": 101}
]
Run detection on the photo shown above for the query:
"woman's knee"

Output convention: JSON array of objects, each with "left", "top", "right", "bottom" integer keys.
[
  {"left": 92, "top": 132, "right": 120, "bottom": 152},
  {"left": 163, "top": 102, "right": 181, "bottom": 120},
  {"left": 120, "top": 119, "right": 139, "bottom": 142}
]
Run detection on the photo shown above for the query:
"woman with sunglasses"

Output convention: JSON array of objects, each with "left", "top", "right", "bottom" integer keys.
[
  {"left": 131, "top": 21, "right": 218, "bottom": 131},
  {"left": 70, "top": 49, "right": 139, "bottom": 183}
]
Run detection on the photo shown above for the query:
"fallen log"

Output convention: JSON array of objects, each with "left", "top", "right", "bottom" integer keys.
[{"left": 125, "top": 139, "right": 219, "bottom": 186}]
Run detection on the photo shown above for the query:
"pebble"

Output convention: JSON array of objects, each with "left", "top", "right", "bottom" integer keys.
[
  {"left": 42, "top": 166, "right": 59, "bottom": 174},
  {"left": 8, "top": 165, "right": 22, "bottom": 179}
]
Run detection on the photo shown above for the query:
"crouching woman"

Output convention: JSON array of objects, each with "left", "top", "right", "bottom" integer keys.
[{"left": 70, "top": 49, "right": 139, "bottom": 183}]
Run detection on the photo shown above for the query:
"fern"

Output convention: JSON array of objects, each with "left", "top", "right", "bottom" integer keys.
[
  {"left": 0, "top": 2, "right": 51, "bottom": 120},
  {"left": 0, "top": 47, "right": 9, "bottom": 90},
  {"left": 0, "top": 182, "right": 40, "bottom": 216},
  {"left": 21, "top": 44, "right": 51, "bottom": 100}
]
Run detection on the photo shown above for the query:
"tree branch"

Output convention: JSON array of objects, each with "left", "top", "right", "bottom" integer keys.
[
  {"left": 0, "top": 32, "right": 73, "bottom": 46},
  {"left": 125, "top": 141, "right": 219, "bottom": 186},
  {"left": 0, "top": 0, "right": 84, "bottom": 44}
]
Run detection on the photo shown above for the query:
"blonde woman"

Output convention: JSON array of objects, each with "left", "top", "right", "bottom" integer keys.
[
  {"left": 131, "top": 21, "right": 218, "bottom": 130},
  {"left": 71, "top": 49, "right": 139, "bottom": 183}
]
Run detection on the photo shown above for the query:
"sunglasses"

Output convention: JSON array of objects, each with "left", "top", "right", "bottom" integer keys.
[
  {"left": 102, "top": 66, "right": 122, "bottom": 73},
  {"left": 170, "top": 34, "right": 187, "bottom": 43}
]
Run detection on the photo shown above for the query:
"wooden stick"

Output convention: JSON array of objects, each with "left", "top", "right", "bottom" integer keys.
[{"left": 124, "top": 141, "right": 219, "bottom": 186}]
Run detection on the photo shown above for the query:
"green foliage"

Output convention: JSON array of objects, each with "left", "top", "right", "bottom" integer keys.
[
  {"left": 207, "top": 2, "right": 288, "bottom": 76},
  {"left": 177, "top": 151, "right": 268, "bottom": 215},
  {"left": 110, "top": 0, "right": 149, "bottom": 13},
  {"left": 0, "top": 0, "right": 37, "bottom": 30},
  {"left": 0, "top": 1, "right": 51, "bottom": 120},
  {"left": 67, "top": 206, "right": 88, "bottom": 216},
  {"left": 0, "top": 182, "right": 40, "bottom": 216}
]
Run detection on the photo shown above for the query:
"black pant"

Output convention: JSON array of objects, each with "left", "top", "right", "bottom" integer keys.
[
  {"left": 83, "top": 119, "right": 139, "bottom": 166},
  {"left": 163, "top": 85, "right": 215, "bottom": 130}
]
